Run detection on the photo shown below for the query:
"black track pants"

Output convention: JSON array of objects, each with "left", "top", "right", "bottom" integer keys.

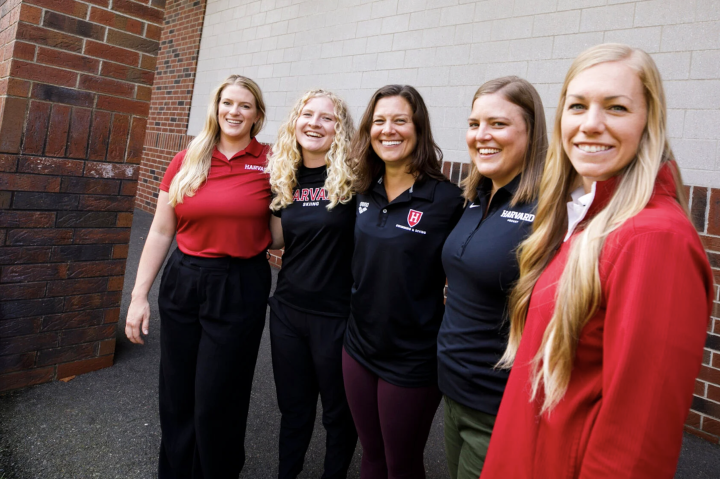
[
  {"left": 157, "top": 248, "right": 271, "bottom": 479},
  {"left": 269, "top": 299, "right": 358, "bottom": 479}
]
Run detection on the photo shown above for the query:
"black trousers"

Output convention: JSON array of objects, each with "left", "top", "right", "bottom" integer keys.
[
  {"left": 269, "top": 299, "right": 358, "bottom": 479},
  {"left": 158, "top": 248, "right": 271, "bottom": 479}
]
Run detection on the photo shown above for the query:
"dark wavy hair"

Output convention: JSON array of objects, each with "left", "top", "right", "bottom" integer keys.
[{"left": 351, "top": 84, "right": 446, "bottom": 193}]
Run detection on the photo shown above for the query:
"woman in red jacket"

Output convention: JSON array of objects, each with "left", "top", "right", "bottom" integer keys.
[{"left": 481, "top": 43, "right": 713, "bottom": 479}]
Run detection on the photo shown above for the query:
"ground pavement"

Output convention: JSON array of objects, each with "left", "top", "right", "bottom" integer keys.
[{"left": 0, "top": 209, "right": 718, "bottom": 478}]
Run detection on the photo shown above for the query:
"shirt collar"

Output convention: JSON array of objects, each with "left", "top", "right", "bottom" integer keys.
[
  {"left": 212, "top": 137, "right": 264, "bottom": 162},
  {"left": 476, "top": 173, "right": 521, "bottom": 199},
  {"left": 372, "top": 175, "right": 438, "bottom": 202}
]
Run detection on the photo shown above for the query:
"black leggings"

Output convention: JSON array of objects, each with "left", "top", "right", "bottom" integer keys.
[
  {"left": 342, "top": 349, "right": 442, "bottom": 479},
  {"left": 157, "top": 248, "right": 271, "bottom": 479}
]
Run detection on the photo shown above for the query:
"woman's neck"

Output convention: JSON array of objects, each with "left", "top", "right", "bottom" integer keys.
[
  {"left": 383, "top": 162, "right": 415, "bottom": 202},
  {"left": 302, "top": 149, "right": 326, "bottom": 168},
  {"left": 217, "top": 134, "right": 251, "bottom": 159}
]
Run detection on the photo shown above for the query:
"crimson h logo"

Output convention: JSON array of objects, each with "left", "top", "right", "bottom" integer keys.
[{"left": 407, "top": 209, "right": 423, "bottom": 227}]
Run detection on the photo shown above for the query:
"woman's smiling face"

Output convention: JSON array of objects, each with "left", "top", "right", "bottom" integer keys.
[
  {"left": 561, "top": 60, "right": 648, "bottom": 192},
  {"left": 370, "top": 96, "right": 417, "bottom": 167}
]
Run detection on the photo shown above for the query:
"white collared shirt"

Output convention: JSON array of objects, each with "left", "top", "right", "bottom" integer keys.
[{"left": 564, "top": 182, "right": 596, "bottom": 242}]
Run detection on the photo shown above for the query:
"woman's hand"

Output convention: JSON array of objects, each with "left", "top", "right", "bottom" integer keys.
[{"left": 125, "top": 295, "right": 151, "bottom": 344}]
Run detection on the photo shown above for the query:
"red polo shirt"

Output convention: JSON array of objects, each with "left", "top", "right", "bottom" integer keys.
[{"left": 159, "top": 138, "right": 272, "bottom": 258}]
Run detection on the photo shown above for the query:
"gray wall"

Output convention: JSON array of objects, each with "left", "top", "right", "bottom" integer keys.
[{"left": 189, "top": 0, "right": 720, "bottom": 187}]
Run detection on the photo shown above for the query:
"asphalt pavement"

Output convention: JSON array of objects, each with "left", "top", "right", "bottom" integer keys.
[{"left": 0, "top": 208, "right": 718, "bottom": 478}]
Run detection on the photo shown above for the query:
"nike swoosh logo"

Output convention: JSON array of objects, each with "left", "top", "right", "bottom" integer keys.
[{"left": 469, "top": 204, "right": 481, "bottom": 208}]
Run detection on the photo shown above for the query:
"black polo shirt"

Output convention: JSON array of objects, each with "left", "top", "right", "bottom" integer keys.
[
  {"left": 344, "top": 175, "right": 464, "bottom": 387},
  {"left": 437, "top": 175, "right": 536, "bottom": 415},
  {"left": 270, "top": 165, "right": 355, "bottom": 317}
]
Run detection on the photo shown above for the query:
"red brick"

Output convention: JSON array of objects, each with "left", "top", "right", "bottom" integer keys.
[
  {"left": 101, "top": 61, "right": 154, "bottom": 85},
  {"left": 136, "top": 84, "right": 152, "bottom": 101},
  {"left": 120, "top": 180, "right": 138, "bottom": 196},
  {"left": 709, "top": 190, "right": 720, "bottom": 236},
  {"left": 88, "top": 110, "right": 112, "bottom": 161},
  {"left": 698, "top": 365, "right": 720, "bottom": 384},
  {"left": 7, "top": 78, "right": 31, "bottom": 97},
  {"left": 0, "top": 367, "right": 54, "bottom": 392},
  {"left": 64, "top": 291, "right": 121, "bottom": 312},
  {"left": 0, "top": 173, "right": 60, "bottom": 192},
  {"left": 27, "top": 0, "right": 89, "bottom": 19},
  {"left": 85, "top": 162, "right": 138, "bottom": 180},
  {"left": 67, "top": 260, "right": 125, "bottom": 278},
  {"left": 36, "top": 47, "right": 100, "bottom": 75},
  {"left": 0, "top": 246, "right": 52, "bottom": 265},
  {"left": 83, "top": 39, "right": 140, "bottom": 67},
  {"left": 0, "top": 332, "right": 59, "bottom": 354},
  {"left": 67, "top": 107, "right": 92, "bottom": 159},
  {"left": 686, "top": 410, "right": 702, "bottom": 429},
  {"left": 51, "top": 244, "right": 114, "bottom": 262},
  {"left": 74, "top": 228, "right": 131, "bottom": 244},
  {"left": 15, "top": 23, "right": 84, "bottom": 53},
  {"left": 112, "top": 244, "right": 129, "bottom": 259},
  {"left": 6, "top": 228, "right": 74, "bottom": 246},
  {"left": 684, "top": 425, "right": 720, "bottom": 444},
  {"left": 703, "top": 416, "right": 720, "bottom": 436},
  {"left": 0, "top": 155, "right": 17, "bottom": 172},
  {"left": 107, "top": 114, "right": 131, "bottom": 162},
  {"left": 38, "top": 343, "right": 96, "bottom": 366},
  {"left": 89, "top": 6, "right": 143, "bottom": 36},
  {"left": 19, "top": 3, "right": 42, "bottom": 24},
  {"left": 0, "top": 318, "right": 42, "bottom": 338},
  {"left": 0, "top": 282, "right": 47, "bottom": 300},
  {"left": 11, "top": 60, "right": 78, "bottom": 88},
  {"left": 47, "top": 277, "right": 107, "bottom": 297},
  {"left": 708, "top": 383, "right": 720, "bottom": 402},
  {"left": 85, "top": 0, "right": 110, "bottom": 7},
  {"left": 79, "top": 74, "right": 135, "bottom": 98},
  {"left": 31, "top": 83, "right": 94, "bottom": 108},
  {"left": 104, "top": 308, "right": 120, "bottom": 323},
  {"left": 713, "top": 352, "right": 720, "bottom": 369},
  {"left": 60, "top": 324, "right": 116, "bottom": 346},
  {"left": 127, "top": 116, "right": 147, "bottom": 163},
  {"left": 97, "top": 95, "right": 150, "bottom": 116},
  {"left": 41, "top": 310, "right": 104, "bottom": 331},
  {"left": 106, "top": 29, "right": 159, "bottom": 56},
  {"left": 57, "top": 355, "right": 113, "bottom": 379},
  {"left": 22, "top": 101, "right": 52, "bottom": 155},
  {"left": 11, "top": 41, "right": 36, "bottom": 61},
  {"left": 43, "top": 11, "right": 106, "bottom": 41},
  {"left": 0, "top": 97, "right": 28, "bottom": 153},
  {"left": 695, "top": 379, "right": 707, "bottom": 396},
  {"left": 0, "top": 211, "right": 55, "bottom": 227},
  {"left": 116, "top": 212, "right": 134, "bottom": 228},
  {"left": 98, "top": 338, "right": 116, "bottom": 356},
  {"left": 113, "top": 0, "right": 164, "bottom": 24},
  {"left": 145, "top": 23, "right": 162, "bottom": 40},
  {"left": 78, "top": 195, "right": 135, "bottom": 212},
  {"left": 0, "top": 353, "right": 37, "bottom": 375},
  {"left": 18, "top": 156, "right": 84, "bottom": 176},
  {"left": 60, "top": 178, "right": 119, "bottom": 196},
  {"left": 107, "top": 276, "right": 124, "bottom": 291},
  {"left": 45, "top": 104, "right": 72, "bottom": 157},
  {"left": 139, "top": 54, "right": 156, "bottom": 71}
]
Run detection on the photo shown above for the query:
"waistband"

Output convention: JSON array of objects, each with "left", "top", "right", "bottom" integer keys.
[{"left": 173, "top": 248, "right": 267, "bottom": 270}]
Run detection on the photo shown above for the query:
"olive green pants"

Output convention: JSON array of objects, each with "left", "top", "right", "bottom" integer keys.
[{"left": 443, "top": 396, "right": 497, "bottom": 479}]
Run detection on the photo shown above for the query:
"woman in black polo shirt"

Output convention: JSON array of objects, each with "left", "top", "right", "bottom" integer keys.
[
  {"left": 343, "top": 84, "right": 464, "bottom": 478},
  {"left": 266, "top": 89, "right": 358, "bottom": 479},
  {"left": 437, "top": 76, "right": 547, "bottom": 478}
]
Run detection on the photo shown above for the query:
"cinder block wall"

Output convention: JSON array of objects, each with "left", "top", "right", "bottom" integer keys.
[
  {"left": 136, "top": 0, "right": 720, "bottom": 443},
  {"left": 0, "top": 0, "right": 165, "bottom": 391}
]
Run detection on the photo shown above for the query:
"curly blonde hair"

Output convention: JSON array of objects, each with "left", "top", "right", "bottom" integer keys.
[{"left": 267, "top": 89, "right": 355, "bottom": 211}]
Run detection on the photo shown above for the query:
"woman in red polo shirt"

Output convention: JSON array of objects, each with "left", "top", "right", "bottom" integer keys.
[
  {"left": 481, "top": 44, "right": 713, "bottom": 479},
  {"left": 125, "top": 75, "right": 272, "bottom": 479}
]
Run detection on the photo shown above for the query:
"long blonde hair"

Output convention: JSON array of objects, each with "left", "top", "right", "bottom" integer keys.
[
  {"left": 461, "top": 76, "right": 547, "bottom": 205},
  {"left": 168, "top": 75, "right": 266, "bottom": 206},
  {"left": 499, "top": 44, "right": 688, "bottom": 414},
  {"left": 267, "top": 89, "right": 355, "bottom": 211}
]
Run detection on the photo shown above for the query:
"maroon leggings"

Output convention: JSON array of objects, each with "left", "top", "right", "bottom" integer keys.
[{"left": 342, "top": 348, "right": 442, "bottom": 479}]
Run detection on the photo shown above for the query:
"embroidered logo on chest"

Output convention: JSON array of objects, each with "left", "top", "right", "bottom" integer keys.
[
  {"left": 500, "top": 209, "right": 535, "bottom": 223},
  {"left": 245, "top": 164, "right": 265, "bottom": 171},
  {"left": 407, "top": 209, "right": 423, "bottom": 227},
  {"left": 358, "top": 201, "right": 369, "bottom": 214},
  {"left": 293, "top": 188, "right": 328, "bottom": 206}
]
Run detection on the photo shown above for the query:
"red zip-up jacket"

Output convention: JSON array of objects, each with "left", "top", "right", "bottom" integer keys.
[{"left": 481, "top": 163, "right": 713, "bottom": 479}]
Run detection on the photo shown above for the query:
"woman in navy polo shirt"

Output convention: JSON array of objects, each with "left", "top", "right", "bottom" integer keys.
[
  {"left": 125, "top": 75, "right": 272, "bottom": 479},
  {"left": 437, "top": 76, "right": 547, "bottom": 478},
  {"left": 343, "top": 84, "right": 464, "bottom": 479},
  {"left": 266, "top": 89, "right": 358, "bottom": 479}
]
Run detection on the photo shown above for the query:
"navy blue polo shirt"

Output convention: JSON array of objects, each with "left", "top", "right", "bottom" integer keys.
[
  {"left": 271, "top": 165, "right": 356, "bottom": 317},
  {"left": 437, "top": 175, "right": 536, "bottom": 415},
  {"left": 344, "top": 175, "right": 464, "bottom": 387}
]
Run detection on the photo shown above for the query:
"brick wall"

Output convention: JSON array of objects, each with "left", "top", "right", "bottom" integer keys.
[
  {"left": 0, "top": 0, "right": 166, "bottom": 392},
  {"left": 135, "top": 0, "right": 206, "bottom": 212}
]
